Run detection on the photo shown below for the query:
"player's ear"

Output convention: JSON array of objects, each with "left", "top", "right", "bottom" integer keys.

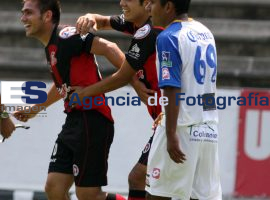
[
  {"left": 43, "top": 10, "right": 53, "bottom": 23},
  {"left": 165, "top": 1, "right": 174, "bottom": 14}
]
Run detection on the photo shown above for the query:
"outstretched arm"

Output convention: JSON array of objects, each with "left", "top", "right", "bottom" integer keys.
[
  {"left": 90, "top": 36, "right": 125, "bottom": 69},
  {"left": 76, "top": 14, "right": 111, "bottom": 34},
  {"left": 71, "top": 60, "right": 136, "bottom": 101}
]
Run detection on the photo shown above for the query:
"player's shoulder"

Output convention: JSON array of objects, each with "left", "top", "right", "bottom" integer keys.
[
  {"left": 133, "top": 24, "right": 151, "bottom": 39},
  {"left": 133, "top": 24, "right": 163, "bottom": 40}
]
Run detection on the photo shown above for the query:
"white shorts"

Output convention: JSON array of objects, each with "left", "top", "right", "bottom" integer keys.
[{"left": 146, "top": 122, "right": 222, "bottom": 200}]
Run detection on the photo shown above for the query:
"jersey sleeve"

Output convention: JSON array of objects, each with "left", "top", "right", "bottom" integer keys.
[
  {"left": 58, "top": 26, "right": 95, "bottom": 56},
  {"left": 125, "top": 24, "right": 156, "bottom": 71},
  {"left": 156, "top": 33, "right": 182, "bottom": 89},
  {"left": 110, "top": 15, "right": 135, "bottom": 35}
]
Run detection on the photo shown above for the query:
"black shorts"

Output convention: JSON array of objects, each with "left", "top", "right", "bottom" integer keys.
[
  {"left": 48, "top": 110, "right": 114, "bottom": 187},
  {"left": 138, "top": 131, "right": 155, "bottom": 165}
]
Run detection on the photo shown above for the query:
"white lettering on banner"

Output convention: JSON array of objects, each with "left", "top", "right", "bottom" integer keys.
[{"left": 245, "top": 110, "right": 270, "bottom": 160}]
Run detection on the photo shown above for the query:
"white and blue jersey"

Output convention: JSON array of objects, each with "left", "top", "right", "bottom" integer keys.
[{"left": 156, "top": 19, "right": 218, "bottom": 126}]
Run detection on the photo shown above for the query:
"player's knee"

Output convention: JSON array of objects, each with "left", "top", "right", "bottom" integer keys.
[
  {"left": 45, "top": 180, "right": 67, "bottom": 198},
  {"left": 45, "top": 182, "right": 58, "bottom": 197},
  {"left": 76, "top": 188, "right": 106, "bottom": 200}
]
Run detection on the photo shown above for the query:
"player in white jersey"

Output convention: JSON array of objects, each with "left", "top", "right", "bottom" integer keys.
[{"left": 145, "top": 0, "right": 222, "bottom": 199}]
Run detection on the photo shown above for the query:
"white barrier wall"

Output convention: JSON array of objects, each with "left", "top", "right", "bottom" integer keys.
[{"left": 0, "top": 85, "right": 269, "bottom": 197}]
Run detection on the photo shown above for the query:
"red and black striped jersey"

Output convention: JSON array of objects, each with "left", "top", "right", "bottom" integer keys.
[
  {"left": 45, "top": 25, "right": 113, "bottom": 122},
  {"left": 110, "top": 15, "right": 163, "bottom": 120}
]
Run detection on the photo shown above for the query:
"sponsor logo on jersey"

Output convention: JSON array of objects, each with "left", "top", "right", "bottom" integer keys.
[
  {"left": 190, "top": 125, "right": 218, "bottom": 143},
  {"left": 59, "top": 27, "right": 76, "bottom": 39},
  {"left": 73, "top": 164, "right": 79, "bottom": 176},
  {"left": 161, "top": 51, "right": 172, "bottom": 67},
  {"left": 152, "top": 168, "right": 160, "bottom": 179},
  {"left": 134, "top": 24, "right": 151, "bottom": 39},
  {"left": 131, "top": 44, "right": 140, "bottom": 53},
  {"left": 120, "top": 14, "right": 126, "bottom": 24},
  {"left": 52, "top": 143, "right": 58, "bottom": 156},
  {"left": 187, "top": 30, "right": 213, "bottom": 42},
  {"left": 50, "top": 51, "right": 57, "bottom": 66},
  {"left": 162, "top": 68, "right": 170, "bottom": 80},
  {"left": 187, "top": 30, "right": 197, "bottom": 42},
  {"left": 128, "top": 44, "right": 140, "bottom": 59}
]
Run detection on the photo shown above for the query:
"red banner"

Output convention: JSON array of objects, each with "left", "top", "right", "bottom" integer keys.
[{"left": 235, "top": 90, "right": 270, "bottom": 196}]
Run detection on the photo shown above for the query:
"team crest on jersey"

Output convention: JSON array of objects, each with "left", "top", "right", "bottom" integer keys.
[
  {"left": 162, "top": 68, "right": 170, "bottom": 80},
  {"left": 143, "top": 143, "right": 151, "bottom": 153},
  {"left": 73, "top": 164, "right": 79, "bottom": 176},
  {"left": 59, "top": 27, "right": 76, "bottom": 39},
  {"left": 161, "top": 51, "right": 172, "bottom": 67},
  {"left": 134, "top": 24, "right": 151, "bottom": 39}
]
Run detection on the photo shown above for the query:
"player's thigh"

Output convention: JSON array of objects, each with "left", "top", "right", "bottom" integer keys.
[
  {"left": 45, "top": 172, "right": 73, "bottom": 193},
  {"left": 138, "top": 134, "right": 154, "bottom": 165},
  {"left": 191, "top": 123, "right": 222, "bottom": 200},
  {"left": 129, "top": 162, "right": 147, "bottom": 180},
  {"left": 130, "top": 134, "right": 154, "bottom": 181},
  {"left": 74, "top": 110, "right": 114, "bottom": 187},
  {"left": 146, "top": 125, "right": 199, "bottom": 199}
]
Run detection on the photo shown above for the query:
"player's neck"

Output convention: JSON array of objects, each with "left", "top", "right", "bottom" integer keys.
[
  {"left": 133, "top": 14, "right": 149, "bottom": 28},
  {"left": 38, "top": 24, "right": 56, "bottom": 47},
  {"left": 175, "top": 13, "right": 189, "bottom": 21}
]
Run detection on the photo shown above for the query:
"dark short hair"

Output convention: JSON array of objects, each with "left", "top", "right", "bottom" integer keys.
[
  {"left": 139, "top": 0, "right": 144, "bottom": 5},
  {"left": 23, "top": 0, "right": 61, "bottom": 24},
  {"left": 160, "top": 0, "right": 191, "bottom": 15}
]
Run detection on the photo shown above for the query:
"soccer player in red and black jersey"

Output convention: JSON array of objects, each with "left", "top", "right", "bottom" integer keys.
[
  {"left": 75, "top": 1, "right": 163, "bottom": 200},
  {"left": 15, "top": 0, "right": 126, "bottom": 200}
]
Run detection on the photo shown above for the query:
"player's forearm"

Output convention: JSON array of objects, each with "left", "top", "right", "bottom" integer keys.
[
  {"left": 32, "top": 83, "right": 61, "bottom": 111},
  {"left": 163, "top": 87, "right": 181, "bottom": 139},
  {"left": 104, "top": 42, "right": 125, "bottom": 69},
  {"left": 91, "top": 37, "right": 125, "bottom": 69},
  {"left": 82, "top": 60, "right": 135, "bottom": 97},
  {"left": 91, "top": 14, "right": 112, "bottom": 30}
]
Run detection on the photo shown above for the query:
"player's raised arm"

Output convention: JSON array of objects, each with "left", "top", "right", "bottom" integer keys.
[
  {"left": 76, "top": 14, "right": 111, "bottom": 34},
  {"left": 90, "top": 36, "right": 125, "bottom": 69}
]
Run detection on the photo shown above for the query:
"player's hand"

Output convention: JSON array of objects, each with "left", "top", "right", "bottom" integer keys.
[
  {"left": 167, "top": 134, "right": 186, "bottom": 164},
  {"left": 13, "top": 106, "right": 40, "bottom": 122},
  {"left": 69, "top": 86, "right": 85, "bottom": 107},
  {"left": 76, "top": 14, "right": 97, "bottom": 35},
  {"left": 152, "top": 112, "right": 164, "bottom": 130},
  {"left": 132, "top": 79, "right": 155, "bottom": 105},
  {"left": 1, "top": 118, "right": 15, "bottom": 139}
]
